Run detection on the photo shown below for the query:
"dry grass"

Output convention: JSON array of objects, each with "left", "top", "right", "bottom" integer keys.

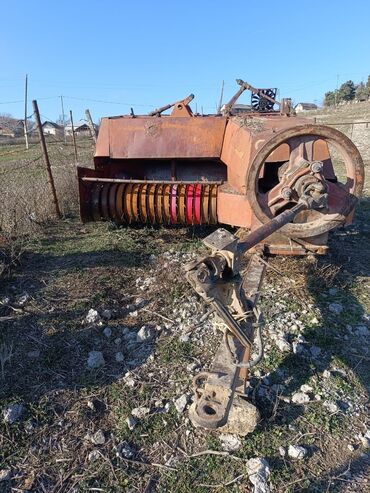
[{"left": 0, "top": 137, "right": 93, "bottom": 237}]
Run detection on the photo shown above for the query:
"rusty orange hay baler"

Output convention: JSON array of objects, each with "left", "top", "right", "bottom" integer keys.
[{"left": 78, "top": 80, "right": 364, "bottom": 434}]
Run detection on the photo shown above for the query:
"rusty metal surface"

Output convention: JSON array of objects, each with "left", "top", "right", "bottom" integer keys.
[
  {"left": 188, "top": 252, "right": 266, "bottom": 431},
  {"left": 246, "top": 124, "right": 364, "bottom": 238},
  {"left": 80, "top": 81, "right": 364, "bottom": 252},
  {"left": 95, "top": 116, "right": 227, "bottom": 160}
]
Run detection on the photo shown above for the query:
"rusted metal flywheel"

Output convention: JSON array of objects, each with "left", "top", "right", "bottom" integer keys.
[{"left": 90, "top": 182, "right": 219, "bottom": 225}]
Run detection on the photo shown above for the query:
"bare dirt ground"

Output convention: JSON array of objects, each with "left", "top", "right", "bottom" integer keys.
[{"left": 0, "top": 109, "right": 369, "bottom": 492}]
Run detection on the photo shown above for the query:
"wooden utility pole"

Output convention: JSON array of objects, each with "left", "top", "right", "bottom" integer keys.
[
  {"left": 85, "top": 109, "right": 97, "bottom": 143},
  {"left": 70, "top": 110, "right": 78, "bottom": 163},
  {"left": 24, "top": 74, "right": 29, "bottom": 150},
  {"left": 32, "top": 99, "right": 61, "bottom": 218},
  {"left": 60, "top": 95, "right": 66, "bottom": 144}
]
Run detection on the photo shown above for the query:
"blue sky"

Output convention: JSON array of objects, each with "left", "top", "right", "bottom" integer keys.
[{"left": 1, "top": 0, "right": 369, "bottom": 122}]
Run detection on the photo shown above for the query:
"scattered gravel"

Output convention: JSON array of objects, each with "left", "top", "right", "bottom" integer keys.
[
  {"left": 91, "top": 429, "right": 106, "bottom": 445},
  {"left": 116, "top": 441, "right": 135, "bottom": 459},
  {"left": 359, "top": 430, "right": 370, "bottom": 448},
  {"left": 85, "top": 308, "right": 100, "bottom": 324},
  {"left": 101, "top": 309, "right": 112, "bottom": 320},
  {"left": 328, "top": 302, "right": 343, "bottom": 315},
  {"left": 103, "top": 327, "right": 112, "bottom": 338},
  {"left": 0, "top": 469, "right": 11, "bottom": 482},
  {"left": 87, "top": 351, "right": 105, "bottom": 369},
  {"left": 323, "top": 401, "right": 339, "bottom": 413},
  {"left": 126, "top": 416, "right": 137, "bottom": 431},
  {"left": 88, "top": 450, "right": 100, "bottom": 462},
  {"left": 246, "top": 457, "right": 270, "bottom": 493},
  {"left": 131, "top": 406, "right": 150, "bottom": 419},
  {"left": 292, "top": 392, "right": 310, "bottom": 404},
  {"left": 219, "top": 433, "right": 241, "bottom": 451},
  {"left": 174, "top": 394, "right": 190, "bottom": 414},
  {"left": 288, "top": 445, "right": 307, "bottom": 459},
  {"left": 355, "top": 325, "right": 369, "bottom": 337},
  {"left": 275, "top": 337, "right": 292, "bottom": 352},
  {"left": 137, "top": 325, "right": 155, "bottom": 342},
  {"left": 115, "top": 352, "right": 124, "bottom": 363},
  {"left": 3, "top": 403, "right": 24, "bottom": 424}
]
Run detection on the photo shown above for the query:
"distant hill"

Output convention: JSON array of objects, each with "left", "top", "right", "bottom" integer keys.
[{"left": 303, "top": 101, "right": 370, "bottom": 166}]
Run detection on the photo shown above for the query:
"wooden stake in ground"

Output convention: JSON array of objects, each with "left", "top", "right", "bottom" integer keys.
[
  {"left": 32, "top": 99, "right": 61, "bottom": 219},
  {"left": 23, "top": 74, "right": 29, "bottom": 150},
  {"left": 85, "top": 109, "right": 97, "bottom": 143},
  {"left": 70, "top": 110, "right": 78, "bottom": 163},
  {"left": 60, "top": 95, "right": 66, "bottom": 144}
]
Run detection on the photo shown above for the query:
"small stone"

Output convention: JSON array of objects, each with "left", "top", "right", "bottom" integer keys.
[
  {"left": 126, "top": 415, "right": 137, "bottom": 430},
  {"left": 276, "top": 337, "right": 292, "bottom": 352},
  {"left": 134, "top": 297, "right": 145, "bottom": 307},
  {"left": 359, "top": 430, "right": 370, "bottom": 448},
  {"left": 136, "top": 325, "right": 155, "bottom": 342},
  {"left": 131, "top": 406, "right": 150, "bottom": 419},
  {"left": 87, "top": 351, "right": 105, "bottom": 369},
  {"left": 219, "top": 433, "right": 241, "bottom": 451},
  {"left": 179, "top": 334, "right": 190, "bottom": 342},
  {"left": 347, "top": 444, "right": 355, "bottom": 452},
  {"left": 88, "top": 450, "right": 100, "bottom": 461},
  {"left": 103, "top": 327, "right": 112, "bottom": 338},
  {"left": 91, "top": 429, "right": 106, "bottom": 445},
  {"left": 246, "top": 457, "right": 270, "bottom": 493},
  {"left": 165, "top": 455, "right": 181, "bottom": 467},
  {"left": 292, "top": 392, "right": 310, "bottom": 404},
  {"left": 27, "top": 350, "right": 40, "bottom": 358},
  {"left": 292, "top": 342, "right": 306, "bottom": 354},
  {"left": 328, "top": 303, "right": 343, "bottom": 315},
  {"left": 186, "top": 362, "right": 199, "bottom": 372},
  {"left": 101, "top": 309, "right": 112, "bottom": 320},
  {"left": 116, "top": 441, "right": 135, "bottom": 459},
  {"left": 323, "top": 401, "right": 338, "bottom": 413},
  {"left": 0, "top": 469, "right": 11, "bottom": 482},
  {"left": 124, "top": 377, "right": 136, "bottom": 387},
  {"left": 278, "top": 446, "right": 286, "bottom": 457},
  {"left": 3, "top": 403, "right": 24, "bottom": 424},
  {"left": 18, "top": 293, "right": 30, "bottom": 305},
  {"left": 288, "top": 445, "right": 307, "bottom": 459},
  {"left": 129, "top": 310, "right": 138, "bottom": 318},
  {"left": 174, "top": 394, "right": 190, "bottom": 414},
  {"left": 310, "top": 345, "right": 321, "bottom": 358},
  {"left": 323, "top": 369, "right": 331, "bottom": 379},
  {"left": 85, "top": 309, "right": 100, "bottom": 324},
  {"left": 115, "top": 352, "right": 124, "bottom": 363},
  {"left": 300, "top": 384, "right": 313, "bottom": 393},
  {"left": 355, "top": 326, "right": 369, "bottom": 337}
]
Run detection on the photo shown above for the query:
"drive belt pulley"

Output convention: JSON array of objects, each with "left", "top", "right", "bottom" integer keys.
[{"left": 89, "top": 181, "right": 219, "bottom": 225}]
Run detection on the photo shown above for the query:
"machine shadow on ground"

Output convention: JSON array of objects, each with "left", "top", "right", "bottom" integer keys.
[{"left": 255, "top": 198, "right": 370, "bottom": 491}]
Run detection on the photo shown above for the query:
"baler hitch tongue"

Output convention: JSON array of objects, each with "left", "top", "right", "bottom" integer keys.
[{"left": 185, "top": 178, "right": 328, "bottom": 434}]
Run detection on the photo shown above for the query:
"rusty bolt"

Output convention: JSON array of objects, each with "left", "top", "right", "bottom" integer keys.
[
  {"left": 310, "top": 161, "right": 324, "bottom": 173},
  {"left": 281, "top": 187, "right": 293, "bottom": 200}
]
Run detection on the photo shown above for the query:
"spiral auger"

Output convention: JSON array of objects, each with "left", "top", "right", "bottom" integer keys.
[{"left": 89, "top": 181, "right": 219, "bottom": 225}]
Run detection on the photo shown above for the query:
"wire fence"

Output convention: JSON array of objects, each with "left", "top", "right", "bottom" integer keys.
[{"left": 0, "top": 111, "right": 95, "bottom": 237}]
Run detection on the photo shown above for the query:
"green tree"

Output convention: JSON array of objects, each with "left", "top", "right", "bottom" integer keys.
[
  {"left": 324, "top": 91, "right": 336, "bottom": 106},
  {"left": 355, "top": 82, "right": 369, "bottom": 101},
  {"left": 366, "top": 75, "right": 370, "bottom": 90},
  {"left": 338, "top": 80, "right": 356, "bottom": 102}
]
